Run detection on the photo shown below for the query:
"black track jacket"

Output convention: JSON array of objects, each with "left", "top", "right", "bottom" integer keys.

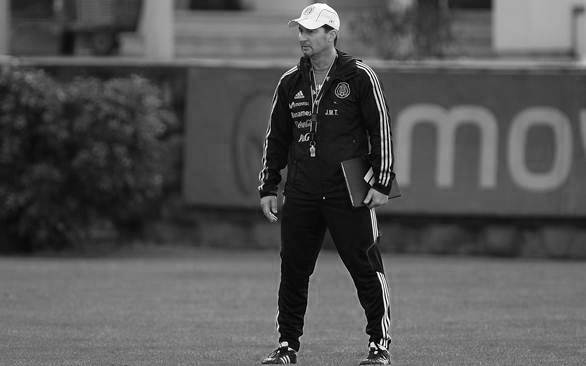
[{"left": 258, "top": 50, "right": 394, "bottom": 200}]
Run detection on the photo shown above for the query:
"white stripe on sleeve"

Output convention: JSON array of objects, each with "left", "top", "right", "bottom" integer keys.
[
  {"left": 258, "top": 66, "right": 298, "bottom": 191},
  {"left": 356, "top": 62, "right": 393, "bottom": 187}
]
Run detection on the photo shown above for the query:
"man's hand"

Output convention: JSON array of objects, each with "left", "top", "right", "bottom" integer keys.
[
  {"left": 260, "top": 196, "right": 279, "bottom": 223},
  {"left": 363, "top": 188, "right": 389, "bottom": 209}
]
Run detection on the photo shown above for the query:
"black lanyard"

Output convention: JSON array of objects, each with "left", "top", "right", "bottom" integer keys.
[{"left": 308, "top": 56, "right": 336, "bottom": 158}]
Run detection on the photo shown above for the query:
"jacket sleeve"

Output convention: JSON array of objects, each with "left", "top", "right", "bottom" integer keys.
[
  {"left": 357, "top": 62, "right": 395, "bottom": 195},
  {"left": 258, "top": 73, "right": 293, "bottom": 198}
]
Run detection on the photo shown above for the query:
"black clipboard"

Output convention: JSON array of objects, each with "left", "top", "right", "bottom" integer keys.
[{"left": 340, "top": 157, "right": 401, "bottom": 208}]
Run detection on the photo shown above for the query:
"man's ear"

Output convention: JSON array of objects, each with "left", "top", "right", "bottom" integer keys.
[{"left": 329, "top": 30, "right": 338, "bottom": 44}]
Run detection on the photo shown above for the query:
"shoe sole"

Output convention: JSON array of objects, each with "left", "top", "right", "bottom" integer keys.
[
  {"left": 261, "top": 357, "right": 296, "bottom": 364},
  {"left": 359, "top": 361, "right": 390, "bottom": 365}
]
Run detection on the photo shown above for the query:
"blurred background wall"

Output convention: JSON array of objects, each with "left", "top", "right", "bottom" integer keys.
[
  {"left": 494, "top": 0, "right": 586, "bottom": 58},
  {"left": 0, "top": 0, "right": 9, "bottom": 54},
  {"left": 7, "top": 0, "right": 586, "bottom": 59},
  {"left": 1, "top": 0, "right": 585, "bottom": 258}
]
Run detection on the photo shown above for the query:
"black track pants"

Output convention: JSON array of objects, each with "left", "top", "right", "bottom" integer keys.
[{"left": 276, "top": 196, "right": 392, "bottom": 352}]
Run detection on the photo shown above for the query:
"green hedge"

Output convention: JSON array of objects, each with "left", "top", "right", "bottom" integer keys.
[{"left": 0, "top": 66, "right": 177, "bottom": 252}]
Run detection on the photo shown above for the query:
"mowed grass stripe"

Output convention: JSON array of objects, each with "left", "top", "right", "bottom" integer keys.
[{"left": 0, "top": 249, "right": 584, "bottom": 365}]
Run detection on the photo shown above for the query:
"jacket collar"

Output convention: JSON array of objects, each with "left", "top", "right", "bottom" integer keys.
[{"left": 298, "top": 49, "right": 358, "bottom": 80}]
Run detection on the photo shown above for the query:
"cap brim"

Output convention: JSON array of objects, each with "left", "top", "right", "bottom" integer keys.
[{"left": 288, "top": 18, "right": 324, "bottom": 30}]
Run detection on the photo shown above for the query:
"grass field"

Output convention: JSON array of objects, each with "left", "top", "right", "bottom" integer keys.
[{"left": 0, "top": 247, "right": 585, "bottom": 365}]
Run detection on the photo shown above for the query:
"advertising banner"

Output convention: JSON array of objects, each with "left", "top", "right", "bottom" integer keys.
[{"left": 183, "top": 64, "right": 586, "bottom": 216}]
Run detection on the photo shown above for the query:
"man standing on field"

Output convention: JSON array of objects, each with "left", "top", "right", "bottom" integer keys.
[{"left": 258, "top": 3, "right": 395, "bottom": 365}]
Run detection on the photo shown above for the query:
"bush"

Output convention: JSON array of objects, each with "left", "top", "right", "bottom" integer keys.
[
  {"left": 351, "top": 0, "right": 453, "bottom": 59},
  {"left": 0, "top": 66, "right": 177, "bottom": 252}
]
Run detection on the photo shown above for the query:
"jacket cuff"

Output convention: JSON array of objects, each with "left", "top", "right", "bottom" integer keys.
[
  {"left": 259, "top": 190, "right": 278, "bottom": 198},
  {"left": 372, "top": 183, "right": 391, "bottom": 196},
  {"left": 372, "top": 172, "right": 396, "bottom": 196}
]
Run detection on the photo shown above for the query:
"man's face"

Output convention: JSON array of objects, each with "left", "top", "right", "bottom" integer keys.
[{"left": 298, "top": 25, "right": 331, "bottom": 57}]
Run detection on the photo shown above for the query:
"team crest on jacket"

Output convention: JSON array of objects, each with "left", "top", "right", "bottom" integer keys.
[{"left": 335, "top": 82, "right": 350, "bottom": 99}]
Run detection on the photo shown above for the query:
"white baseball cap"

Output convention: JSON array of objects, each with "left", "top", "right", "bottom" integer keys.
[{"left": 288, "top": 3, "right": 340, "bottom": 31}]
